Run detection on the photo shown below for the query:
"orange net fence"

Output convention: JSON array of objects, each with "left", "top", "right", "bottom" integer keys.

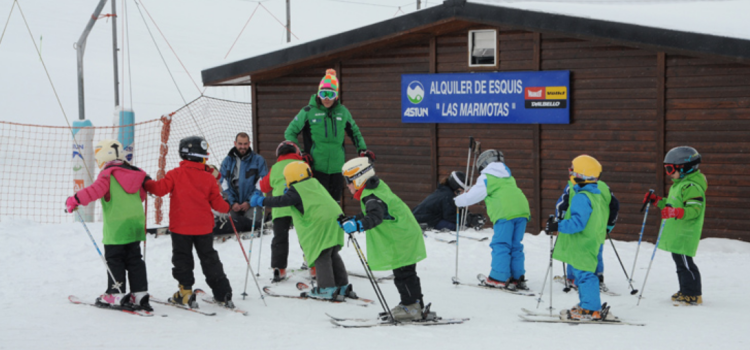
[{"left": 0, "top": 96, "right": 252, "bottom": 226}]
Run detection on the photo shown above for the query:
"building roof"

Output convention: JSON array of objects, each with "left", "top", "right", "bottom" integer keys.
[{"left": 202, "top": 0, "right": 750, "bottom": 86}]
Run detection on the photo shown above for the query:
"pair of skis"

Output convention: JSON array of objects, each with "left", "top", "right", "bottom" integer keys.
[
  {"left": 71, "top": 289, "right": 249, "bottom": 317},
  {"left": 328, "top": 311, "right": 469, "bottom": 328},
  {"left": 68, "top": 295, "right": 155, "bottom": 317},
  {"left": 452, "top": 274, "right": 536, "bottom": 297},
  {"left": 519, "top": 308, "right": 645, "bottom": 326},
  {"left": 262, "top": 282, "right": 375, "bottom": 307}
]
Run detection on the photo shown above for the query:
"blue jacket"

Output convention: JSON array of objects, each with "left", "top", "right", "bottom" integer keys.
[
  {"left": 219, "top": 147, "right": 268, "bottom": 206},
  {"left": 558, "top": 184, "right": 599, "bottom": 235},
  {"left": 555, "top": 182, "right": 619, "bottom": 232}
]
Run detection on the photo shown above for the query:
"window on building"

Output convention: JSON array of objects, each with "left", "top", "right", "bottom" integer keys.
[{"left": 468, "top": 30, "right": 497, "bottom": 67}]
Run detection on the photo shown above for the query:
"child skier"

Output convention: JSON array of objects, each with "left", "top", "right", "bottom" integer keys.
[
  {"left": 65, "top": 139, "right": 152, "bottom": 311},
  {"left": 257, "top": 141, "right": 304, "bottom": 282},
  {"left": 340, "top": 157, "right": 427, "bottom": 321},
  {"left": 555, "top": 177, "right": 619, "bottom": 293},
  {"left": 643, "top": 146, "right": 706, "bottom": 306},
  {"left": 546, "top": 155, "right": 611, "bottom": 320},
  {"left": 144, "top": 136, "right": 234, "bottom": 309},
  {"left": 454, "top": 150, "right": 531, "bottom": 290},
  {"left": 251, "top": 161, "right": 354, "bottom": 300}
]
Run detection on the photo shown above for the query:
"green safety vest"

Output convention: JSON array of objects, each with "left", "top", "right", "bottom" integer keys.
[
  {"left": 658, "top": 171, "right": 707, "bottom": 257},
  {"left": 564, "top": 180, "right": 612, "bottom": 245},
  {"left": 270, "top": 159, "right": 297, "bottom": 220},
  {"left": 485, "top": 175, "right": 531, "bottom": 223},
  {"left": 101, "top": 176, "right": 145, "bottom": 245},
  {"left": 360, "top": 180, "right": 426, "bottom": 271},
  {"left": 553, "top": 190, "right": 607, "bottom": 272},
  {"left": 289, "top": 179, "right": 344, "bottom": 267}
]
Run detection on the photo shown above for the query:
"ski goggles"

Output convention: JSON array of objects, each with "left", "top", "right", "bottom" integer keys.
[
  {"left": 664, "top": 164, "right": 682, "bottom": 175},
  {"left": 318, "top": 89, "right": 338, "bottom": 100},
  {"left": 568, "top": 167, "right": 598, "bottom": 182}
]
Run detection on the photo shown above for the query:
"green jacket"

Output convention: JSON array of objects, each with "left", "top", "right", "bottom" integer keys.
[
  {"left": 553, "top": 187, "right": 608, "bottom": 272},
  {"left": 485, "top": 175, "right": 531, "bottom": 223},
  {"left": 289, "top": 179, "right": 345, "bottom": 267},
  {"left": 657, "top": 170, "right": 708, "bottom": 257},
  {"left": 360, "top": 180, "right": 427, "bottom": 271},
  {"left": 269, "top": 159, "right": 296, "bottom": 220},
  {"left": 101, "top": 176, "right": 146, "bottom": 245},
  {"left": 564, "top": 180, "right": 612, "bottom": 245},
  {"left": 285, "top": 95, "right": 367, "bottom": 174}
]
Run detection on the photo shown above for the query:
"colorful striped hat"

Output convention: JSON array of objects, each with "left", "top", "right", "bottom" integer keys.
[{"left": 318, "top": 69, "right": 339, "bottom": 93}]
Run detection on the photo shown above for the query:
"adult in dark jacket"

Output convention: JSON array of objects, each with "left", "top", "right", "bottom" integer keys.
[
  {"left": 219, "top": 132, "right": 268, "bottom": 225},
  {"left": 284, "top": 69, "right": 372, "bottom": 202},
  {"left": 412, "top": 171, "right": 466, "bottom": 231}
]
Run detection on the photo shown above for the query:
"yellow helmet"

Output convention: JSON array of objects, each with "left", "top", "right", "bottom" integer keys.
[
  {"left": 342, "top": 157, "right": 375, "bottom": 190},
  {"left": 94, "top": 139, "right": 124, "bottom": 169},
  {"left": 283, "top": 161, "right": 312, "bottom": 187},
  {"left": 569, "top": 155, "right": 602, "bottom": 184}
]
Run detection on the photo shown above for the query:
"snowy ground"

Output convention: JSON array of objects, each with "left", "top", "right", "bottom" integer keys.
[{"left": 1, "top": 218, "right": 748, "bottom": 349}]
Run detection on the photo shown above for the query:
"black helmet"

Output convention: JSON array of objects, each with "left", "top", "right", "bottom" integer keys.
[
  {"left": 276, "top": 140, "right": 301, "bottom": 158},
  {"left": 476, "top": 149, "right": 504, "bottom": 172},
  {"left": 447, "top": 171, "right": 466, "bottom": 192},
  {"left": 663, "top": 146, "right": 701, "bottom": 177},
  {"left": 179, "top": 136, "right": 209, "bottom": 163}
]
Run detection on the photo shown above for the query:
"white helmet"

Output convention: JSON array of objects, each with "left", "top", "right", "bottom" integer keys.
[
  {"left": 342, "top": 157, "right": 375, "bottom": 190},
  {"left": 94, "top": 139, "right": 124, "bottom": 169}
]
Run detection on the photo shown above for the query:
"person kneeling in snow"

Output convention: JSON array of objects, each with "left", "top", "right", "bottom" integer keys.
[
  {"left": 251, "top": 161, "right": 353, "bottom": 300},
  {"left": 453, "top": 150, "right": 531, "bottom": 291},
  {"left": 65, "top": 139, "right": 152, "bottom": 311}
]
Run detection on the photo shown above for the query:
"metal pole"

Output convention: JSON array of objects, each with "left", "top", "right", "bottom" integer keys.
[
  {"left": 285, "top": 0, "right": 291, "bottom": 43},
  {"left": 417, "top": 0, "right": 422, "bottom": 10},
  {"left": 76, "top": 0, "right": 108, "bottom": 120},
  {"left": 111, "top": 0, "right": 119, "bottom": 107}
]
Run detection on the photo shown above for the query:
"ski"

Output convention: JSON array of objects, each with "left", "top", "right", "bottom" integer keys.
[
  {"left": 433, "top": 234, "right": 488, "bottom": 244},
  {"left": 518, "top": 314, "right": 645, "bottom": 326},
  {"left": 553, "top": 276, "right": 621, "bottom": 296},
  {"left": 194, "top": 290, "right": 249, "bottom": 316},
  {"left": 68, "top": 295, "right": 153, "bottom": 317},
  {"left": 451, "top": 275, "right": 536, "bottom": 296},
  {"left": 347, "top": 271, "right": 394, "bottom": 282},
  {"left": 329, "top": 315, "right": 469, "bottom": 328},
  {"left": 262, "top": 286, "right": 372, "bottom": 307},
  {"left": 295, "top": 282, "right": 377, "bottom": 304},
  {"left": 150, "top": 297, "right": 217, "bottom": 316}
]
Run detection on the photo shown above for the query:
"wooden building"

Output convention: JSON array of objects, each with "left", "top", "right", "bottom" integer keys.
[{"left": 202, "top": 0, "right": 750, "bottom": 242}]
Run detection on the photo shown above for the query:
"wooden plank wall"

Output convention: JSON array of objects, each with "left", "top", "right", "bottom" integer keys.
[{"left": 252, "top": 25, "right": 750, "bottom": 242}]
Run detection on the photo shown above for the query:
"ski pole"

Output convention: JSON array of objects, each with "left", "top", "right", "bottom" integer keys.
[
  {"left": 241, "top": 207, "right": 259, "bottom": 300},
  {"left": 230, "top": 213, "right": 266, "bottom": 306},
  {"left": 256, "top": 206, "right": 266, "bottom": 277},
  {"left": 460, "top": 141, "right": 480, "bottom": 231},
  {"left": 629, "top": 189, "right": 653, "bottom": 288},
  {"left": 75, "top": 210, "right": 124, "bottom": 294},
  {"left": 637, "top": 206, "right": 670, "bottom": 306},
  {"left": 455, "top": 136, "right": 474, "bottom": 284},
  {"left": 562, "top": 262, "right": 571, "bottom": 293},
  {"left": 143, "top": 196, "right": 148, "bottom": 263},
  {"left": 246, "top": 208, "right": 258, "bottom": 265},
  {"left": 536, "top": 215, "right": 555, "bottom": 310},
  {"left": 606, "top": 231, "right": 638, "bottom": 295},
  {"left": 453, "top": 207, "right": 460, "bottom": 284}
]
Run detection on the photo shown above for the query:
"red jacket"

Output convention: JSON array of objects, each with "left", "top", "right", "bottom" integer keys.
[
  {"left": 145, "top": 160, "right": 229, "bottom": 235},
  {"left": 258, "top": 153, "right": 304, "bottom": 193}
]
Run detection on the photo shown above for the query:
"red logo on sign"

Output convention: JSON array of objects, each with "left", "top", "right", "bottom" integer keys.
[
  {"left": 74, "top": 179, "right": 85, "bottom": 192},
  {"left": 525, "top": 87, "right": 545, "bottom": 100}
]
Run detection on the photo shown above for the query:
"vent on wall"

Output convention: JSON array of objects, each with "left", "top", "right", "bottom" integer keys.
[{"left": 469, "top": 30, "right": 496, "bottom": 67}]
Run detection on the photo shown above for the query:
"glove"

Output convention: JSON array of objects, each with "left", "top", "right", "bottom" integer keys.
[
  {"left": 643, "top": 191, "right": 662, "bottom": 206},
  {"left": 545, "top": 217, "right": 558, "bottom": 234},
  {"left": 66, "top": 195, "right": 80, "bottom": 213},
  {"left": 250, "top": 192, "right": 265, "bottom": 207},
  {"left": 342, "top": 218, "right": 363, "bottom": 234},
  {"left": 606, "top": 225, "right": 614, "bottom": 234},
  {"left": 661, "top": 207, "right": 685, "bottom": 220},
  {"left": 301, "top": 153, "right": 314, "bottom": 167},
  {"left": 359, "top": 149, "right": 376, "bottom": 162}
]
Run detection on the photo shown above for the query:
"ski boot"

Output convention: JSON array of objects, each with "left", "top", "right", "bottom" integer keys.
[
  {"left": 599, "top": 282, "right": 610, "bottom": 293},
  {"left": 388, "top": 302, "right": 423, "bottom": 322},
  {"left": 567, "top": 307, "right": 602, "bottom": 321},
  {"left": 128, "top": 292, "right": 154, "bottom": 312},
  {"left": 674, "top": 293, "right": 702, "bottom": 306},
  {"left": 95, "top": 293, "right": 129, "bottom": 309},
  {"left": 169, "top": 284, "right": 198, "bottom": 308},
  {"left": 671, "top": 291, "right": 683, "bottom": 301},
  {"left": 307, "top": 286, "right": 338, "bottom": 300},
  {"left": 510, "top": 275, "right": 529, "bottom": 291},
  {"left": 484, "top": 276, "right": 517, "bottom": 291},
  {"left": 272, "top": 268, "right": 287, "bottom": 283},
  {"left": 215, "top": 293, "right": 236, "bottom": 309},
  {"left": 337, "top": 284, "right": 358, "bottom": 300}
]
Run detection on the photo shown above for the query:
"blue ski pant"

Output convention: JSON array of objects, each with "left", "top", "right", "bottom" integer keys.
[
  {"left": 488, "top": 217, "right": 527, "bottom": 282},
  {"left": 569, "top": 264, "right": 601, "bottom": 311},
  {"left": 567, "top": 244, "right": 604, "bottom": 283}
]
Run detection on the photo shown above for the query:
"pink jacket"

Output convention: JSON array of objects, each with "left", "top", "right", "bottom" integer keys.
[{"left": 76, "top": 161, "right": 147, "bottom": 205}]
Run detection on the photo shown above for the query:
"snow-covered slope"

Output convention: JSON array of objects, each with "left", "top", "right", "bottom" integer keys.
[{"left": 1, "top": 219, "right": 748, "bottom": 349}]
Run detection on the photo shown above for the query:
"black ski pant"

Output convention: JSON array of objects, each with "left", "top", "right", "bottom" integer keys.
[
  {"left": 271, "top": 216, "right": 292, "bottom": 269},
  {"left": 171, "top": 232, "right": 232, "bottom": 301},
  {"left": 313, "top": 170, "right": 344, "bottom": 203},
  {"left": 672, "top": 253, "right": 702, "bottom": 296},
  {"left": 104, "top": 242, "right": 148, "bottom": 294},
  {"left": 315, "top": 246, "right": 349, "bottom": 289},
  {"left": 393, "top": 264, "right": 423, "bottom": 307}
]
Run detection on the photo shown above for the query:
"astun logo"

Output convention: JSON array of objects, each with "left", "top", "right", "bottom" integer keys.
[{"left": 407, "top": 81, "right": 424, "bottom": 104}]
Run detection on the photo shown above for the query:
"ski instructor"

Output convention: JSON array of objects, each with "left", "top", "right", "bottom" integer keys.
[{"left": 284, "top": 69, "right": 373, "bottom": 202}]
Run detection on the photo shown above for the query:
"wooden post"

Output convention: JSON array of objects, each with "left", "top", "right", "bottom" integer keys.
[
  {"left": 429, "top": 36, "right": 438, "bottom": 190},
  {"left": 251, "top": 81, "right": 259, "bottom": 153},
  {"left": 656, "top": 52, "right": 666, "bottom": 197},
  {"left": 532, "top": 32, "right": 542, "bottom": 232}
]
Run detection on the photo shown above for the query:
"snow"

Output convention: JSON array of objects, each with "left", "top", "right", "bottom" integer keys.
[
  {"left": 470, "top": 0, "right": 750, "bottom": 41},
  {"left": 2, "top": 218, "right": 749, "bottom": 349}
]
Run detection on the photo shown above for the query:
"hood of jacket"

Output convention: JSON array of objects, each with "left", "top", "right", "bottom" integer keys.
[
  {"left": 480, "top": 162, "right": 511, "bottom": 179},
  {"left": 101, "top": 161, "right": 147, "bottom": 194},
  {"left": 227, "top": 147, "right": 255, "bottom": 160}
]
